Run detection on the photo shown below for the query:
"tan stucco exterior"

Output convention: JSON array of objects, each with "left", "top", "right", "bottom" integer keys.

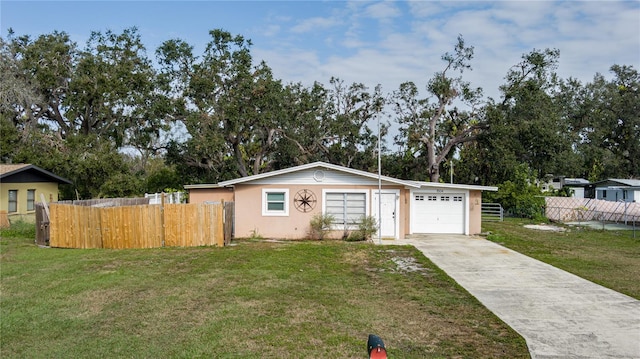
[
  {"left": 235, "top": 184, "right": 316, "bottom": 239},
  {"left": 189, "top": 184, "right": 486, "bottom": 240},
  {"left": 468, "top": 190, "right": 483, "bottom": 234},
  {"left": 185, "top": 162, "right": 494, "bottom": 241},
  {"left": 189, "top": 184, "right": 411, "bottom": 240},
  {"left": 189, "top": 187, "right": 235, "bottom": 204},
  {"left": 401, "top": 189, "right": 412, "bottom": 238}
]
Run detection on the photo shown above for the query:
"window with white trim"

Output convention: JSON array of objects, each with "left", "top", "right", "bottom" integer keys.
[
  {"left": 441, "top": 196, "right": 450, "bottom": 201},
  {"left": 8, "top": 190, "right": 17, "bottom": 213},
  {"left": 27, "top": 189, "right": 36, "bottom": 211},
  {"left": 325, "top": 192, "right": 366, "bottom": 227},
  {"left": 428, "top": 195, "right": 437, "bottom": 201},
  {"left": 453, "top": 196, "right": 463, "bottom": 202},
  {"left": 262, "top": 189, "right": 289, "bottom": 216},
  {"left": 415, "top": 195, "right": 425, "bottom": 201}
]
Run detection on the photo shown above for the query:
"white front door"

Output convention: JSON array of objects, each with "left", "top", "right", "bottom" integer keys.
[{"left": 372, "top": 190, "right": 398, "bottom": 239}]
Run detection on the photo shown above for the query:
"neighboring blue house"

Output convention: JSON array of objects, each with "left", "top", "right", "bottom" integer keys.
[{"left": 588, "top": 179, "right": 640, "bottom": 202}]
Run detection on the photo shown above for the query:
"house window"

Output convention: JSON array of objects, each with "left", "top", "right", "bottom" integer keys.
[
  {"left": 262, "top": 189, "right": 289, "bottom": 216},
  {"left": 8, "top": 190, "right": 17, "bottom": 213},
  {"left": 428, "top": 195, "right": 437, "bottom": 201},
  {"left": 415, "top": 195, "right": 424, "bottom": 201},
  {"left": 27, "top": 190, "right": 36, "bottom": 211},
  {"left": 325, "top": 192, "right": 366, "bottom": 227},
  {"left": 602, "top": 190, "right": 607, "bottom": 199},
  {"left": 453, "top": 196, "right": 463, "bottom": 202},
  {"left": 441, "top": 196, "right": 450, "bottom": 201}
]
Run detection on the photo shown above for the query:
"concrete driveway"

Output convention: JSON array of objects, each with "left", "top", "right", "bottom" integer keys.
[{"left": 386, "top": 235, "right": 640, "bottom": 359}]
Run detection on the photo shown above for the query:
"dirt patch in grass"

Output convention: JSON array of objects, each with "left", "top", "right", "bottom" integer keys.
[
  {"left": 70, "top": 288, "right": 125, "bottom": 318},
  {"left": 341, "top": 243, "right": 370, "bottom": 264},
  {"left": 524, "top": 224, "right": 566, "bottom": 232}
]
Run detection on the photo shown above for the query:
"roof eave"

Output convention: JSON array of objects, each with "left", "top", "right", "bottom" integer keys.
[
  {"left": 215, "top": 161, "right": 422, "bottom": 188},
  {"left": 184, "top": 183, "right": 224, "bottom": 190},
  {"left": 0, "top": 164, "right": 72, "bottom": 184},
  {"left": 185, "top": 162, "right": 499, "bottom": 190},
  {"left": 413, "top": 181, "right": 498, "bottom": 191}
]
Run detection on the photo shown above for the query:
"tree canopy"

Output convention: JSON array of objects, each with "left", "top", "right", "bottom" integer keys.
[{"left": 1, "top": 27, "right": 638, "bottom": 200}]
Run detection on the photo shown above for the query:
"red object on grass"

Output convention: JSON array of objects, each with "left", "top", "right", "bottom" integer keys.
[
  {"left": 367, "top": 334, "right": 387, "bottom": 359},
  {"left": 369, "top": 346, "right": 387, "bottom": 359}
]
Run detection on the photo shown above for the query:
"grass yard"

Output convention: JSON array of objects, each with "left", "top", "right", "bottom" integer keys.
[
  {"left": 483, "top": 218, "right": 640, "bottom": 300},
  {"left": 0, "top": 225, "right": 528, "bottom": 359}
]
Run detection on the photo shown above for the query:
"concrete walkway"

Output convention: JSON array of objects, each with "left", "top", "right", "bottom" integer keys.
[{"left": 385, "top": 235, "right": 640, "bottom": 359}]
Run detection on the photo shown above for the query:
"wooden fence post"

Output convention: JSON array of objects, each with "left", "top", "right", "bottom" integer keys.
[
  {"left": 161, "top": 193, "right": 166, "bottom": 247},
  {"left": 217, "top": 200, "right": 225, "bottom": 247}
]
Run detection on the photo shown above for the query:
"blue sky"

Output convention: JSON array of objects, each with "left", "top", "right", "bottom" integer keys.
[{"left": 2, "top": 1, "right": 639, "bottom": 100}]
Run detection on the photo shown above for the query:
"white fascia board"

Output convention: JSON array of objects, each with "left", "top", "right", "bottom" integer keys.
[
  {"left": 184, "top": 183, "right": 223, "bottom": 189},
  {"left": 216, "top": 162, "right": 324, "bottom": 186},
  {"left": 216, "top": 161, "right": 421, "bottom": 188},
  {"left": 413, "top": 181, "right": 498, "bottom": 192}
]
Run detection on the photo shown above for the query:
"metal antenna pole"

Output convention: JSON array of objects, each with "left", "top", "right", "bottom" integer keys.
[
  {"left": 377, "top": 114, "right": 382, "bottom": 245},
  {"left": 450, "top": 160, "right": 453, "bottom": 184}
]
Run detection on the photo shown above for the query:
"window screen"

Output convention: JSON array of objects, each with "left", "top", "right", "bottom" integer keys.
[
  {"left": 27, "top": 189, "right": 36, "bottom": 211},
  {"left": 263, "top": 189, "right": 289, "bottom": 216},
  {"left": 326, "top": 192, "right": 366, "bottom": 225},
  {"left": 266, "top": 192, "right": 285, "bottom": 211},
  {"left": 8, "top": 190, "right": 17, "bottom": 213}
]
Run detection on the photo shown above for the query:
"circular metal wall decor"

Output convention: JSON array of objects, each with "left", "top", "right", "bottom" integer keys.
[{"left": 294, "top": 189, "right": 317, "bottom": 213}]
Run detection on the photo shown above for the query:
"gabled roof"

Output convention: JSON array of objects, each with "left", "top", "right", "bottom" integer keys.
[
  {"left": 186, "top": 162, "right": 420, "bottom": 189},
  {"left": 591, "top": 179, "right": 640, "bottom": 188},
  {"left": 0, "top": 163, "right": 72, "bottom": 184},
  {"left": 185, "top": 161, "right": 498, "bottom": 191}
]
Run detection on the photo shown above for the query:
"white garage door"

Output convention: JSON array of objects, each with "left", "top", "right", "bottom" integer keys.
[{"left": 412, "top": 193, "right": 465, "bottom": 234}]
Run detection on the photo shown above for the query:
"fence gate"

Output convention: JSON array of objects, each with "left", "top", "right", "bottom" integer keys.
[
  {"left": 481, "top": 203, "right": 504, "bottom": 222},
  {"left": 35, "top": 203, "right": 49, "bottom": 245}
]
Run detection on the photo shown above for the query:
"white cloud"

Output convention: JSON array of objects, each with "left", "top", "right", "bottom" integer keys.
[
  {"left": 491, "top": 1, "right": 556, "bottom": 29},
  {"left": 291, "top": 16, "right": 340, "bottom": 34},
  {"left": 408, "top": 1, "right": 472, "bottom": 19},
  {"left": 253, "top": 47, "right": 324, "bottom": 85},
  {"left": 261, "top": 24, "right": 281, "bottom": 38},
  {"left": 365, "top": 1, "right": 402, "bottom": 20},
  {"left": 253, "top": 0, "right": 639, "bottom": 103}
]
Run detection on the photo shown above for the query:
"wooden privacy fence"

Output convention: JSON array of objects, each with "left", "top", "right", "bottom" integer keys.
[
  {"left": 48, "top": 202, "right": 231, "bottom": 249},
  {"left": 57, "top": 198, "right": 150, "bottom": 206}
]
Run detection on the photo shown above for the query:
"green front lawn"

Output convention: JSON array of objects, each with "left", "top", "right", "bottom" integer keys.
[
  {"left": 0, "top": 228, "right": 528, "bottom": 358},
  {"left": 484, "top": 218, "right": 640, "bottom": 299}
]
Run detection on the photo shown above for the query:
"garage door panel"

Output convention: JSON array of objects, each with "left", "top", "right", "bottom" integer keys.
[{"left": 412, "top": 193, "right": 464, "bottom": 234}]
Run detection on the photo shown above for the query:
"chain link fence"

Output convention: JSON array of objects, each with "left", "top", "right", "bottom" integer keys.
[{"left": 545, "top": 197, "right": 639, "bottom": 237}]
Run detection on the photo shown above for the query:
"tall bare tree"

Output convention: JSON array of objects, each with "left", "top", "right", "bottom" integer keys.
[{"left": 392, "top": 36, "right": 485, "bottom": 182}]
